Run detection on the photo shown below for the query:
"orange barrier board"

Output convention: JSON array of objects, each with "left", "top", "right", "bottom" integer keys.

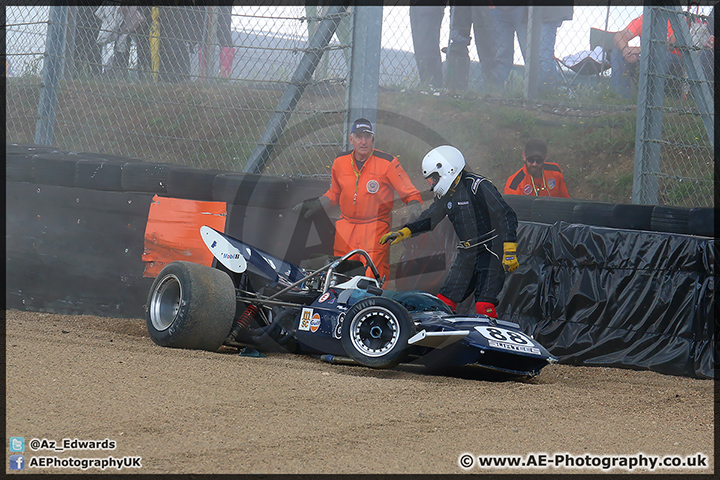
[{"left": 143, "top": 195, "right": 227, "bottom": 277}]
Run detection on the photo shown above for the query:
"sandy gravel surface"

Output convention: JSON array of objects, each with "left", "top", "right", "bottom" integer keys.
[{"left": 5, "top": 309, "right": 714, "bottom": 475}]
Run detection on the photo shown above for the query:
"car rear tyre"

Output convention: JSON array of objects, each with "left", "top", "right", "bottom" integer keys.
[
  {"left": 146, "top": 261, "right": 237, "bottom": 351},
  {"left": 341, "top": 296, "right": 416, "bottom": 369}
]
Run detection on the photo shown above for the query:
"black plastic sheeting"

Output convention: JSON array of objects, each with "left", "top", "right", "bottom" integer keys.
[{"left": 398, "top": 221, "right": 715, "bottom": 378}]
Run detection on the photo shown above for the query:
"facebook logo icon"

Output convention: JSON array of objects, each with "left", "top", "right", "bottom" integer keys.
[
  {"left": 9, "top": 455, "right": 25, "bottom": 470},
  {"left": 9, "top": 437, "right": 25, "bottom": 452}
]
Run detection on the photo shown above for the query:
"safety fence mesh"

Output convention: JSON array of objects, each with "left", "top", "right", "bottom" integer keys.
[
  {"left": 5, "top": 4, "right": 714, "bottom": 205},
  {"left": 5, "top": 5, "right": 351, "bottom": 176}
]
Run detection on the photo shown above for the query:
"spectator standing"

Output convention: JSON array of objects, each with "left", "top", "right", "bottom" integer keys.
[
  {"left": 159, "top": 4, "right": 203, "bottom": 83},
  {"left": 504, "top": 138, "right": 570, "bottom": 198},
  {"left": 409, "top": 1, "right": 446, "bottom": 89},
  {"left": 217, "top": 6, "right": 235, "bottom": 78},
  {"left": 380, "top": 145, "right": 519, "bottom": 318},
  {"left": 134, "top": 7, "right": 153, "bottom": 80},
  {"left": 535, "top": 5, "right": 574, "bottom": 92},
  {"left": 198, "top": 6, "right": 235, "bottom": 79},
  {"left": 294, "top": 119, "right": 423, "bottom": 282},
  {"left": 445, "top": 3, "right": 499, "bottom": 91},
  {"left": 94, "top": 5, "right": 145, "bottom": 80},
  {"left": 491, "top": 6, "right": 528, "bottom": 88}
]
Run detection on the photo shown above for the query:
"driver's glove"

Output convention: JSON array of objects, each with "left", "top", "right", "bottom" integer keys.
[
  {"left": 293, "top": 196, "right": 330, "bottom": 219},
  {"left": 379, "top": 227, "right": 411, "bottom": 246},
  {"left": 502, "top": 242, "right": 519, "bottom": 272}
]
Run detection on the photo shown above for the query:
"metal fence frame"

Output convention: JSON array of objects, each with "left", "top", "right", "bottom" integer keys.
[{"left": 5, "top": 4, "right": 714, "bottom": 206}]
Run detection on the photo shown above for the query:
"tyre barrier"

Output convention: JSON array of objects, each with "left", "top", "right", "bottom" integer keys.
[
  {"left": 651, "top": 205, "right": 691, "bottom": 235},
  {"left": 5, "top": 144, "right": 715, "bottom": 378},
  {"left": 31, "top": 152, "right": 82, "bottom": 187},
  {"left": 572, "top": 201, "right": 615, "bottom": 228},
  {"left": 75, "top": 158, "right": 126, "bottom": 191},
  {"left": 212, "top": 173, "right": 294, "bottom": 208},
  {"left": 167, "top": 167, "right": 225, "bottom": 202},
  {"left": 6, "top": 144, "right": 707, "bottom": 237},
  {"left": 502, "top": 194, "right": 533, "bottom": 221},
  {"left": 120, "top": 162, "right": 175, "bottom": 194},
  {"left": 611, "top": 204, "right": 654, "bottom": 231},
  {"left": 6, "top": 152, "right": 36, "bottom": 183},
  {"left": 529, "top": 197, "right": 577, "bottom": 224},
  {"left": 688, "top": 207, "right": 714, "bottom": 238}
]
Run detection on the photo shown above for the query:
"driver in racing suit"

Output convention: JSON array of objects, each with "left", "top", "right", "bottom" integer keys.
[{"left": 380, "top": 145, "right": 518, "bottom": 318}]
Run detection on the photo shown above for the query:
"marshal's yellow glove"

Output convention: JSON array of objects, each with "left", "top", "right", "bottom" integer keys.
[
  {"left": 502, "top": 242, "right": 519, "bottom": 272},
  {"left": 379, "top": 227, "right": 411, "bottom": 246}
]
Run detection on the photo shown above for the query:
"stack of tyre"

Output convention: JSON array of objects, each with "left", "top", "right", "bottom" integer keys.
[
  {"left": 6, "top": 143, "right": 326, "bottom": 208},
  {"left": 502, "top": 194, "right": 713, "bottom": 237},
  {"left": 7, "top": 143, "right": 712, "bottom": 237}
]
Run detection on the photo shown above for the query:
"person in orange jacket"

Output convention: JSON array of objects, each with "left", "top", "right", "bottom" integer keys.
[
  {"left": 295, "top": 118, "right": 423, "bottom": 282},
  {"left": 504, "top": 138, "right": 570, "bottom": 197}
]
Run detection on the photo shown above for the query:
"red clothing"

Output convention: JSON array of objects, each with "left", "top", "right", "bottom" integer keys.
[
  {"left": 504, "top": 162, "right": 570, "bottom": 198},
  {"left": 625, "top": 15, "right": 680, "bottom": 56},
  {"left": 323, "top": 149, "right": 422, "bottom": 281}
]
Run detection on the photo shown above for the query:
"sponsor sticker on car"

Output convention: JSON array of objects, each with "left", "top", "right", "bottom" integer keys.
[
  {"left": 299, "top": 308, "right": 314, "bottom": 331},
  {"left": 474, "top": 326, "right": 541, "bottom": 355},
  {"left": 310, "top": 313, "right": 321, "bottom": 333}
]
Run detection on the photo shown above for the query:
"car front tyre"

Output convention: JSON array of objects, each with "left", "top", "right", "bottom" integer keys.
[{"left": 340, "top": 296, "right": 415, "bottom": 369}]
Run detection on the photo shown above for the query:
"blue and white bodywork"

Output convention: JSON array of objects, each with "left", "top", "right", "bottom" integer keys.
[{"left": 146, "top": 226, "right": 556, "bottom": 377}]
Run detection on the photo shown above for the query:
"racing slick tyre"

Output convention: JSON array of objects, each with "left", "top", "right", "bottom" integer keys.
[
  {"left": 146, "top": 261, "right": 237, "bottom": 351},
  {"left": 341, "top": 296, "right": 416, "bottom": 369}
]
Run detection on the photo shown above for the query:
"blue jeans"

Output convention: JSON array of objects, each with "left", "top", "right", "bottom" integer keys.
[
  {"left": 491, "top": 7, "right": 527, "bottom": 87},
  {"left": 610, "top": 47, "right": 684, "bottom": 98},
  {"left": 538, "top": 20, "right": 562, "bottom": 91}
]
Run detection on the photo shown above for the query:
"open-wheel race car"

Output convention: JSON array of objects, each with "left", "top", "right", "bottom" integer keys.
[{"left": 145, "top": 226, "right": 556, "bottom": 377}]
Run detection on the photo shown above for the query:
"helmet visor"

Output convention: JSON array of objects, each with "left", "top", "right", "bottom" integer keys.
[{"left": 426, "top": 172, "right": 440, "bottom": 190}]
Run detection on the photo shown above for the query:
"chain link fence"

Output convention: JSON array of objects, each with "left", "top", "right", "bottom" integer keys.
[
  {"left": 6, "top": 5, "right": 351, "bottom": 176},
  {"left": 5, "top": 4, "right": 714, "bottom": 205}
]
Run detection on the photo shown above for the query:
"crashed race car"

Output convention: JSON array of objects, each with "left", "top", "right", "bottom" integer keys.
[{"left": 145, "top": 226, "right": 556, "bottom": 377}]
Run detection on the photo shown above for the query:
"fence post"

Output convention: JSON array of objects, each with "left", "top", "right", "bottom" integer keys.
[
  {"left": 666, "top": 5, "right": 714, "bottom": 147},
  {"left": 64, "top": 7, "right": 76, "bottom": 80},
  {"left": 242, "top": 5, "right": 347, "bottom": 174},
  {"left": 524, "top": 6, "right": 541, "bottom": 100},
  {"left": 632, "top": 5, "right": 666, "bottom": 205},
  {"left": 345, "top": 5, "right": 382, "bottom": 144},
  {"left": 34, "top": 6, "right": 68, "bottom": 146}
]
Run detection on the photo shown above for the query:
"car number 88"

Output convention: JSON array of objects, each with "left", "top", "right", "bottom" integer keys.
[{"left": 474, "top": 326, "right": 535, "bottom": 345}]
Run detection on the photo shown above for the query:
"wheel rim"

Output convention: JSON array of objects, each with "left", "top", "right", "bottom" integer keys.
[
  {"left": 349, "top": 306, "right": 400, "bottom": 357},
  {"left": 150, "top": 274, "right": 182, "bottom": 331}
]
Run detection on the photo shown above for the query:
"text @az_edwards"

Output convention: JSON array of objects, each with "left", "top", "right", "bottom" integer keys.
[{"left": 28, "top": 437, "right": 115, "bottom": 452}]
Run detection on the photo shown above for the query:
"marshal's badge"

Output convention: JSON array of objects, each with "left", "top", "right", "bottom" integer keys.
[{"left": 366, "top": 179, "right": 379, "bottom": 194}]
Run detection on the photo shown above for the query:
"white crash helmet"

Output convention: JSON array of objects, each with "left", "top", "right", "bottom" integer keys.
[{"left": 422, "top": 145, "right": 466, "bottom": 198}]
